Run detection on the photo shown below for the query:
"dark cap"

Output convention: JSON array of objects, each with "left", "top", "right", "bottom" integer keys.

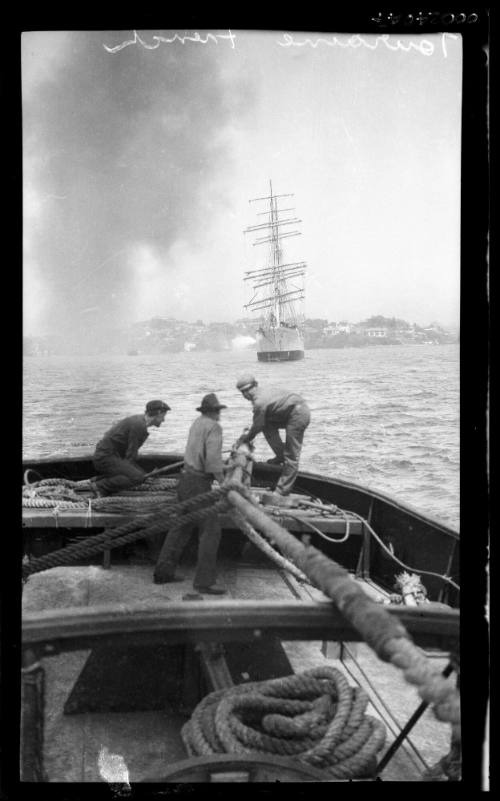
[
  {"left": 145, "top": 400, "right": 171, "bottom": 414},
  {"left": 196, "top": 393, "right": 227, "bottom": 413}
]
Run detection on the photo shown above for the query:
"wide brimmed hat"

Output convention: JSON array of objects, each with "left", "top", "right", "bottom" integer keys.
[
  {"left": 236, "top": 374, "right": 257, "bottom": 391},
  {"left": 197, "top": 393, "right": 227, "bottom": 412},
  {"left": 146, "top": 400, "right": 171, "bottom": 414}
]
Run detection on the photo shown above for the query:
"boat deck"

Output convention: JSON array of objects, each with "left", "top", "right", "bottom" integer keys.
[{"left": 22, "top": 556, "right": 451, "bottom": 783}]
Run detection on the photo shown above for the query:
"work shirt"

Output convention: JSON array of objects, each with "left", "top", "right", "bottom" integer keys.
[
  {"left": 184, "top": 415, "right": 224, "bottom": 479},
  {"left": 247, "top": 386, "right": 306, "bottom": 440},
  {"left": 94, "top": 415, "right": 149, "bottom": 461}
]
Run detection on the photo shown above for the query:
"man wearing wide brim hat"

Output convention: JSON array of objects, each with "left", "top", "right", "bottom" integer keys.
[
  {"left": 236, "top": 374, "right": 311, "bottom": 496},
  {"left": 93, "top": 400, "right": 171, "bottom": 496},
  {"left": 154, "top": 393, "right": 228, "bottom": 595}
]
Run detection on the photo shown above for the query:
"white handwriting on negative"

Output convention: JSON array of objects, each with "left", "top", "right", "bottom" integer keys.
[
  {"left": 103, "top": 29, "right": 237, "bottom": 53},
  {"left": 276, "top": 32, "right": 459, "bottom": 58}
]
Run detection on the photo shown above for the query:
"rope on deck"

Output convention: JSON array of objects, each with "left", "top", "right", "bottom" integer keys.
[
  {"left": 22, "top": 487, "right": 230, "bottom": 578},
  {"left": 22, "top": 476, "right": 180, "bottom": 515},
  {"left": 21, "top": 447, "right": 460, "bottom": 767},
  {"left": 182, "top": 666, "right": 386, "bottom": 779},
  {"left": 225, "top": 494, "right": 460, "bottom": 749},
  {"left": 229, "top": 509, "right": 311, "bottom": 584},
  {"left": 21, "top": 462, "right": 317, "bottom": 585}
]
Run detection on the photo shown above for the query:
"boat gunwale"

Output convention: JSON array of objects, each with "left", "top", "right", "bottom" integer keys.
[
  {"left": 22, "top": 599, "right": 460, "bottom": 650},
  {"left": 23, "top": 451, "right": 460, "bottom": 540}
]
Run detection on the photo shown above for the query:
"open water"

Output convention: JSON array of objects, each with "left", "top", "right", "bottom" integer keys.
[{"left": 23, "top": 344, "right": 459, "bottom": 530}]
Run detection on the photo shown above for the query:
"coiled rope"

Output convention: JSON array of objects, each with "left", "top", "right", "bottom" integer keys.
[
  {"left": 22, "top": 449, "right": 460, "bottom": 775},
  {"left": 22, "top": 477, "right": 179, "bottom": 515},
  {"left": 222, "top": 458, "right": 460, "bottom": 750},
  {"left": 182, "top": 666, "right": 386, "bottom": 779},
  {"left": 279, "top": 546, "right": 460, "bottom": 742},
  {"left": 22, "top": 486, "right": 229, "bottom": 579},
  {"left": 22, "top": 479, "right": 302, "bottom": 585},
  {"left": 22, "top": 475, "right": 313, "bottom": 585}
]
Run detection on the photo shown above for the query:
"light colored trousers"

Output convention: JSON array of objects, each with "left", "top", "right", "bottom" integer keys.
[{"left": 263, "top": 402, "right": 311, "bottom": 494}]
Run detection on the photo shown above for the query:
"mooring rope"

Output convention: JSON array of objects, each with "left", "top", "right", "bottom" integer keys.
[
  {"left": 229, "top": 509, "right": 312, "bottom": 584},
  {"left": 22, "top": 486, "right": 229, "bottom": 579},
  {"left": 21, "top": 452, "right": 460, "bottom": 764},
  {"left": 22, "top": 477, "right": 180, "bottom": 515},
  {"left": 182, "top": 666, "right": 386, "bottom": 779},
  {"left": 287, "top": 548, "right": 460, "bottom": 741},
  {"left": 221, "top": 464, "right": 461, "bottom": 750},
  {"left": 22, "top": 472, "right": 315, "bottom": 585}
]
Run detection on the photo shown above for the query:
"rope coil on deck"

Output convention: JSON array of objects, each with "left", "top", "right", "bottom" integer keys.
[
  {"left": 182, "top": 666, "right": 386, "bottom": 779},
  {"left": 244, "top": 523, "right": 461, "bottom": 746},
  {"left": 21, "top": 473, "right": 306, "bottom": 584},
  {"left": 22, "top": 477, "right": 180, "bottom": 515},
  {"left": 21, "top": 448, "right": 460, "bottom": 764},
  {"left": 22, "top": 485, "right": 230, "bottom": 579},
  {"left": 222, "top": 449, "right": 461, "bottom": 751}
]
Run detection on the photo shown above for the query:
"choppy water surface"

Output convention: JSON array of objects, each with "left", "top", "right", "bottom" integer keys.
[{"left": 23, "top": 345, "right": 459, "bottom": 529}]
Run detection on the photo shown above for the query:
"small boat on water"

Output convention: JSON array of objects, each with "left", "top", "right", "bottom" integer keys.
[
  {"left": 244, "top": 181, "right": 306, "bottom": 362},
  {"left": 21, "top": 448, "right": 460, "bottom": 783}
]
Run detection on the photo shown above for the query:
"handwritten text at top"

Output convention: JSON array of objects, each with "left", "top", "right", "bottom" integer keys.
[{"left": 104, "top": 30, "right": 459, "bottom": 59}]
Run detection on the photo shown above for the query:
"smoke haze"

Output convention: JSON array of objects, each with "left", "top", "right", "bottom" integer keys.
[
  {"left": 23, "top": 30, "right": 253, "bottom": 350},
  {"left": 23, "top": 30, "right": 462, "bottom": 352}
]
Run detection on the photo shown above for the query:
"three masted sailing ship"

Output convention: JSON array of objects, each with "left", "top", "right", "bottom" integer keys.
[{"left": 244, "top": 181, "right": 306, "bottom": 362}]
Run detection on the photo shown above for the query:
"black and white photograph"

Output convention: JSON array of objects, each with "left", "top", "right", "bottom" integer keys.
[{"left": 19, "top": 20, "right": 488, "bottom": 788}]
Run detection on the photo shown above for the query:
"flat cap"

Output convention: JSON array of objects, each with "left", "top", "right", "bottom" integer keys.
[
  {"left": 145, "top": 400, "right": 171, "bottom": 414},
  {"left": 236, "top": 374, "right": 257, "bottom": 391}
]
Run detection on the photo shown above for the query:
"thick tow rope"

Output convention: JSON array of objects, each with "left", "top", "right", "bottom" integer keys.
[
  {"left": 222, "top": 450, "right": 460, "bottom": 756},
  {"left": 182, "top": 666, "right": 386, "bottom": 780},
  {"left": 22, "top": 486, "right": 229, "bottom": 579},
  {"left": 21, "top": 447, "right": 460, "bottom": 779},
  {"left": 21, "top": 448, "right": 460, "bottom": 767},
  {"left": 21, "top": 463, "right": 309, "bottom": 583}
]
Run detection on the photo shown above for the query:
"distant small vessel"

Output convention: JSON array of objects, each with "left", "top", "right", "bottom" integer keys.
[
  {"left": 244, "top": 181, "right": 306, "bottom": 362},
  {"left": 127, "top": 349, "right": 139, "bottom": 356}
]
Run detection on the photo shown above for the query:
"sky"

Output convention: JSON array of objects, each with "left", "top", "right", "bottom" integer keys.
[{"left": 23, "top": 29, "right": 462, "bottom": 346}]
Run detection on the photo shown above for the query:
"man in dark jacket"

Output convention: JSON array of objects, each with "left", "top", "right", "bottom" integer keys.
[
  {"left": 236, "top": 374, "right": 311, "bottom": 495},
  {"left": 93, "top": 400, "right": 170, "bottom": 496},
  {"left": 153, "top": 393, "right": 227, "bottom": 595}
]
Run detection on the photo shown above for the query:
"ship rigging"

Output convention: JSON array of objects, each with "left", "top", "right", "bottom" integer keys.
[{"left": 244, "top": 181, "right": 306, "bottom": 361}]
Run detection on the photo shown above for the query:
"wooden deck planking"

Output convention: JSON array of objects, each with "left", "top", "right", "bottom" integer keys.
[{"left": 22, "top": 561, "right": 452, "bottom": 782}]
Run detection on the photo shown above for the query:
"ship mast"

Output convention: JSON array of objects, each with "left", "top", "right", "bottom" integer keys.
[{"left": 243, "top": 180, "right": 306, "bottom": 327}]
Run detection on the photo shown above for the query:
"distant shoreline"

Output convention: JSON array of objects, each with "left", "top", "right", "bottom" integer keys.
[
  {"left": 23, "top": 341, "right": 459, "bottom": 358},
  {"left": 23, "top": 315, "right": 459, "bottom": 357}
]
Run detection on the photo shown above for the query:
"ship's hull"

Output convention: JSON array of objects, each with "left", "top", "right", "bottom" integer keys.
[
  {"left": 258, "top": 350, "right": 304, "bottom": 362},
  {"left": 257, "top": 326, "right": 304, "bottom": 362}
]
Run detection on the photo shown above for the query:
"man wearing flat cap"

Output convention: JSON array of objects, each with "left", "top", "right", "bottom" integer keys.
[
  {"left": 236, "top": 374, "right": 311, "bottom": 496},
  {"left": 154, "top": 393, "right": 228, "bottom": 595},
  {"left": 93, "top": 400, "right": 170, "bottom": 496}
]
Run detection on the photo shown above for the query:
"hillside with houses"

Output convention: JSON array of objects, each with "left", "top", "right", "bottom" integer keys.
[
  {"left": 302, "top": 316, "right": 458, "bottom": 349},
  {"left": 24, "top": 315, "right": 458, "bottom": 357}
]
